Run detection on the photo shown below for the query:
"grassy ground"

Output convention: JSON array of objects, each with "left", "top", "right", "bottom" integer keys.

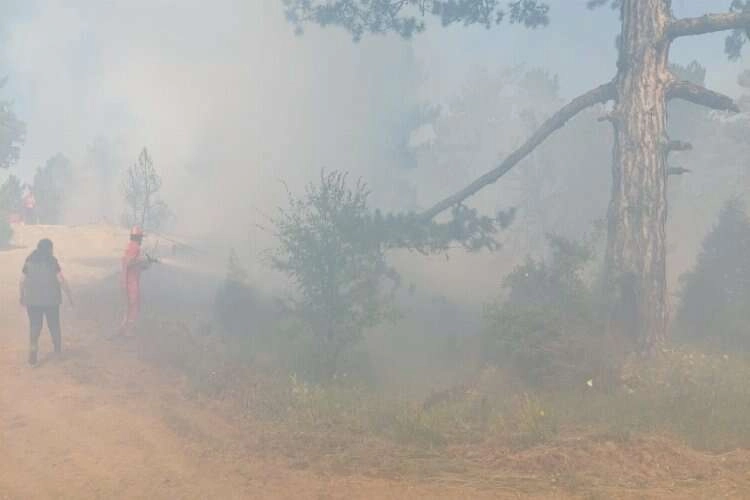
[{"left": 137, "top": 312, "right": 750, "bottom": 498}]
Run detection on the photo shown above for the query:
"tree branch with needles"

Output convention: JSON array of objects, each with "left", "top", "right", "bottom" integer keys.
[{"left": 417, "top": 81, "right": 615, "bottom": 221}]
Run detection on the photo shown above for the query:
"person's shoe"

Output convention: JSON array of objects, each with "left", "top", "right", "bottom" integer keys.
[{"left": 28, "top": 350, "right": 38, "bottom": 366}]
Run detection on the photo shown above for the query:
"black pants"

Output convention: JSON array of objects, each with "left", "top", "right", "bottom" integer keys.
[{"left": 27, "top": 306, "right": 61, "bottom": 353}]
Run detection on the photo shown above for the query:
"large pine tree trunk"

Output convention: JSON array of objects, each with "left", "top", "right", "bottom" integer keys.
[{"left": 606, "top": 0, "right": 672, "bottom": 353}]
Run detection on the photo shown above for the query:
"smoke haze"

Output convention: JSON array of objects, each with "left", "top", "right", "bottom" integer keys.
[{"left": 0, "top": 0, "right": 747, "bottom": 302}]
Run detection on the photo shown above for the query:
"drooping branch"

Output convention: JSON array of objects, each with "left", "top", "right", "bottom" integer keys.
[
  {"left": 668, "top": 11, "right": 750, "bottom": 39},
  {"left": 418, "top": 81, "right": 615, "bottom": 221},
  {"left": 668, "top": 80, "right": 741, "bottom": 113}
]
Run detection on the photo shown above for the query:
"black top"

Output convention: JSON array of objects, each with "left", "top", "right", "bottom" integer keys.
[{"left": 22, "top": 250, "right": 62, "bottom": 307}]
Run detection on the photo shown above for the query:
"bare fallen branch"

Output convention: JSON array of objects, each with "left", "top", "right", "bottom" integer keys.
[
  {"left": 418, "top": 81, "right": 615, "bottom": 221},
  {"left": 668, "top": 80, "right": 741, "bottom": 113},
  {"left": 668, "top": 11, "right": 750, "bottom": 39}
]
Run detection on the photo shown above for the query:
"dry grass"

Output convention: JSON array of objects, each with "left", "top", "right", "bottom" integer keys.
[{"left": 129, "top": 316, "right": 750, "bottom": 498}]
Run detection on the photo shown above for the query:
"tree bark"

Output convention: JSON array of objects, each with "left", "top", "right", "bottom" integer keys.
[
  {"left": 412, "top": 0, "right": 744, "bottom": 355},
  {"left": 667, "top": 11, "right": 750, "bottom": 39},
  {"left": 605, "top": 0, "right": 673, "bottom": 353},
  {"left": 668, "top": 80, "right": 741, "bottom": 112}
]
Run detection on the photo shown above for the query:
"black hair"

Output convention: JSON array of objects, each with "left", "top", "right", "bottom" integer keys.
[{"left": 36, "top": 238, "right": 53, "bottom": 255}]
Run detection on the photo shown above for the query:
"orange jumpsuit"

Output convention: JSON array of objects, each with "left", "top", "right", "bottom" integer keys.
[{"left": 122, "top": 241, "right": 143, "bottom": 324}]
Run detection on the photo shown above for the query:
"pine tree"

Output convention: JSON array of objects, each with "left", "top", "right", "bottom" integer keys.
[
  {"left": 122, "top": 148, "right": 171, "bottom": 231},
  {"left": 282, "top": 0, "right": 750, "bottom": 352},
  {"left": 33, "top": 154, "right": 73, "bottom": 224},
  {"left": 678, "top": 198, "right": 750, "bottom": 348},
  {"left": 0, "top": 175, "right": 22, "bottom": 215}
]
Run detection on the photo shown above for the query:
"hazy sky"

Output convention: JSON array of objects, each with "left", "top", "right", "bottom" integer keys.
[
  {"left": 0, "top": 1, "right": 746, "bottom": 233},
  {"left": 415, "top": 0, "right": 745, "bottom": 100}
]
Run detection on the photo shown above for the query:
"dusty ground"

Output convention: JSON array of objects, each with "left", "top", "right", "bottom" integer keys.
[{"left": 1, "top": 224, "right": 749, "bottom": 499}]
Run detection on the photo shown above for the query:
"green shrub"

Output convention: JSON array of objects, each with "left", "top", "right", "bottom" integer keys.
[
  {"left": 265, "top": 316, "right": 375, "bottom": 385},
  {"left": 271, "top": 171, "right": 398, "bottom": 381},
  {"left": 214, "top": 249, "right": 260, "bottom": 337},
  {"left": 677, "top": 197, "right": 750, "bottom": 349},
  {"left": 482, "top": 235, "right": 619, "bottom": 388}
]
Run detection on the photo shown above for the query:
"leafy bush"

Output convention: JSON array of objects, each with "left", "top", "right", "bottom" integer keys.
[
  {"left": 482, "top": 235, "right": 618, "bottom": 388},
  {"left": 271, "top": 171, "right": 399, "bottom": 381},
  {"left": 270, "top": 169, "right": 516, "bottom": 381},
  {"left": 504, "top": 235, "right": 593, "bottom": 309},
  {"left": 212, "top": 246, "right": 378, "bottom": 383},
  {"left": 676, "top": 198, "right": 750, "bottom": 349}
]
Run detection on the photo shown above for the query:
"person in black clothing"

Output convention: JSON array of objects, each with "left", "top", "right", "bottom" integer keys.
[{"left": 19, "top": 239, "right": 74, "bottom": 365}]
